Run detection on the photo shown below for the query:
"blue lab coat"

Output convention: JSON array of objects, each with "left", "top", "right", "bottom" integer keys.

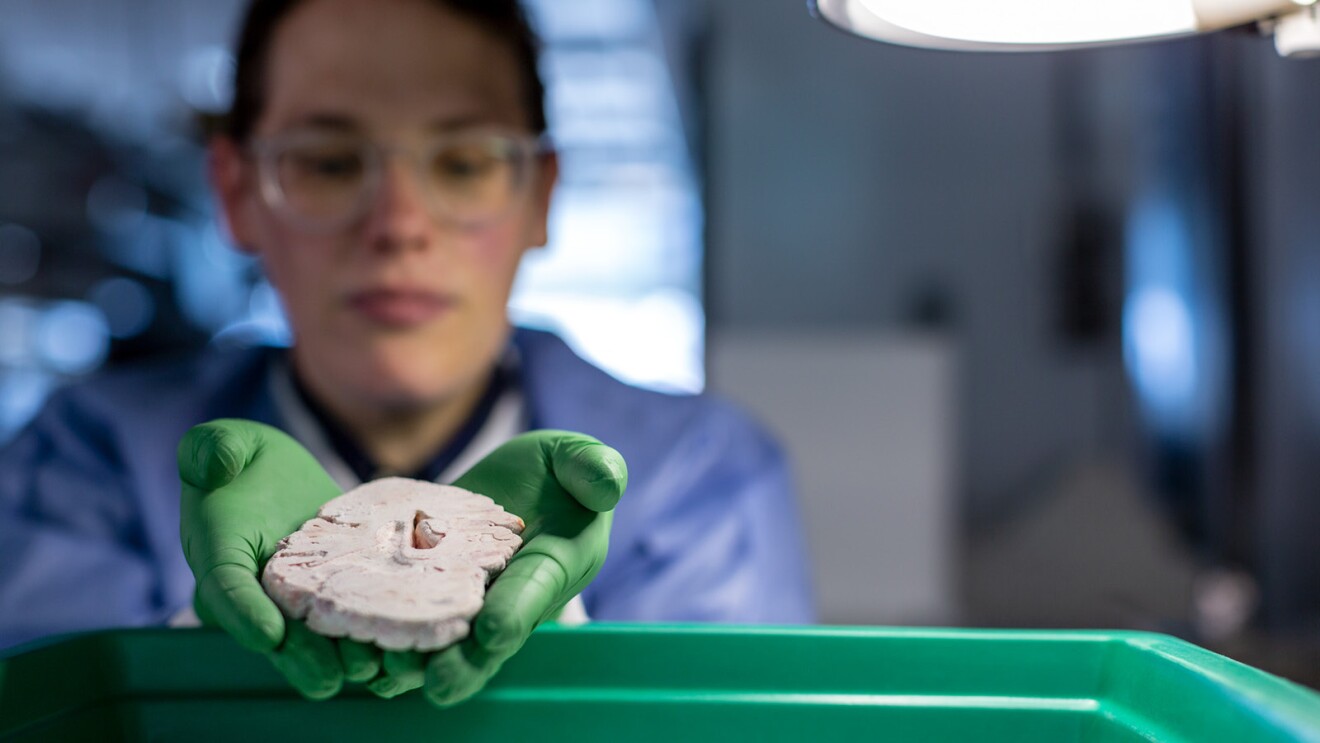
[{"left": 0, "top": 328, "right": 814, "bottom": 649}]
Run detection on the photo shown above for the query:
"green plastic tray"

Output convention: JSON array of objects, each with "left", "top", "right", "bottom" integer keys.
[{"left": 3, "top": 625, "right": 1319, "bottom": 742}]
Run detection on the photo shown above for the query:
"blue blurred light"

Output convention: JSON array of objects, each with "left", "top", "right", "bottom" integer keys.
[
  {"left": 0, "top": 224, "right": 41, "bottom": 285},
  {"left": 36, "top": 301, "right": 110, "bottom": 375},
  {"left": 181, "top": 46, "right": 235, "bottom": 114},
  {"left": 248, "top": 280, "right": 292, "bottom": 340},
  {"left": 1124, "top": 286, "right": 1197, "bottom": 407},
  {"left": 527, "top": 0, "right": 651, "bottom": 41},
  {"left": 0, "top": 368, "right": 54, "bottom": 446},
  {"left": 175, "top": 225, "right": 250, "bottom": 331},
  {"left": 212, "top": 279, "right": 292, "bottom": 348},
  {"left": 1121, "top": 192, "right": 1227, "bottom": 437},
  {"left": 1124, "top": 195, "right": 1196, "bottom": 427},
  {"left": 88, "top": 277, "right": 156, "bottom": 338},
  {"left": 0, "top": 299, "right": 40, "bottom": 366}
]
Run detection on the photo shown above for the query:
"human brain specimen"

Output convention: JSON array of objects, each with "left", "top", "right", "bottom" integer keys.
[{"left": 262, "top": 478, "right": 524, "bottom": 651}]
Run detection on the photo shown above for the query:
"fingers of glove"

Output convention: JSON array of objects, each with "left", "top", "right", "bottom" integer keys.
[
  {"left": 177, "top": 419, "right": 263, "bottom": 490},
  {"left": 267, "top": 621, "right": 344, "bottom": 700},
  {"left": 338, "top": 639, "right": 382, "bottom": 683},
  {"left": 423, "top": 641, "right": 503, "bottom": 708},
  {"left": 547, "top": 436, "right": 627, "bottom": 513},
  {"left": 196, "top": 563, "right": 284, "bottom": 653},
  {"left": 451, "top": 431, "right": 627, "bottom": 515},
  {"left": 474, "top": 552, "right": 571, "bottom": 655},
  {"left": 367, "top": 651, "right": 426, "bottom": 698}
]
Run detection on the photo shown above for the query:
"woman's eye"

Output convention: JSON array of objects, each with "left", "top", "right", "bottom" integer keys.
[
  {"left": 434, "top": 150, "right": 497, "bottom": 179},
  {"left": 293, "top": 152, "right": 363, "bottom": 179}
]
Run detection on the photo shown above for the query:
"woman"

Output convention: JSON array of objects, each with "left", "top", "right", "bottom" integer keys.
[{"left": 0, "top": 0, "right": 812, "bottom": 705}]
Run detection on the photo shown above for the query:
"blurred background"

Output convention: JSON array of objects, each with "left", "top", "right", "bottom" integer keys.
[{"left": 1, "top": 0, "right": 1317, "bottom": 686}]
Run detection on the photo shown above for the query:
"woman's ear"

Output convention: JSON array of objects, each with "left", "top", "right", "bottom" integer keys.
[
  {"left": 528, "top": 150, "right": 559, "bottom": 249},
  {"left": 208, "top": 136, "right": 260, "bottom": 256}
]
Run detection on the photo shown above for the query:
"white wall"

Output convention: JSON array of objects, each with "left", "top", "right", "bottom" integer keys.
[{"left": 708, "top": 332, "right": 957, "bottom": 625}]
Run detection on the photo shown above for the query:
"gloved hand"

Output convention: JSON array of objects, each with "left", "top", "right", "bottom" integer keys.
[
  {"left": 179, "top": 418, "right": 372, "bottom": 699},
  {"left": 178, "top": 419, "right": 626, "bottom": 705},
  {"left": 408, "top": 430, "right": 625, "bottom": 706}
]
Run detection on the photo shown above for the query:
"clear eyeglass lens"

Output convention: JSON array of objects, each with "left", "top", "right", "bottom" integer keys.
[
  {"left": 274, "top": 140, "right": 370, "bottom": 222},
  {"left": 427, "top": 138, "right": 525, "bottom": 222}
]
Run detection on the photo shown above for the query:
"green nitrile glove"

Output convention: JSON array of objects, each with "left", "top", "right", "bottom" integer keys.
[
  {"left": 363, "top": 430, "right": 628, "bottom": 705},
  {"left": 425, "top": 430, "right": 626, "bottom": 706},
  {"left": 178, "top": 420, "right": 625, "bottom": 705},
  {"left": 178, "top": 419, "right": 381, "bottom": 700}
]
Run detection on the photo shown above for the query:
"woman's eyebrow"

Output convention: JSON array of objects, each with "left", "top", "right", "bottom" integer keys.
[
  {"left": 426, "top": 114, "right": 496, "bottom": 133},
  {"left": 282, "top": 112, "right": 363, "bottom": 133}
]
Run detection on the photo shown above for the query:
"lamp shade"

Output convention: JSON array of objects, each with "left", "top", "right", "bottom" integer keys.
[{"left": 811, "top": 0, "right": 1308, "bottom": 51}]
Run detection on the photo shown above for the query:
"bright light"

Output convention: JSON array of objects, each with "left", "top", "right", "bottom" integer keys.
[
  {"left": 819, "top": 0, "right": 1303, "bottom": 51},
  {"left": 858, "top": 0, "right": 1196, "bottom": 44},
  {"left": 510, "top": 2, "right": 705, "bottom": 394},
  {"left": 1124, "top": 287, "right": 1198, "bottom": 408},
  {"left": 510, "top": 290, "right": 705, "bottom": 394}
]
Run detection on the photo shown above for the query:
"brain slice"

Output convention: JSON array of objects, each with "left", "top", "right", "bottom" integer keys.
[{"left": 261, "top": 477, "right": 525, "bottom": 651}]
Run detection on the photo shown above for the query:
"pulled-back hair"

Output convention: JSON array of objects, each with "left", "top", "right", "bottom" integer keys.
[{"left": 224, "top": 0, "right": 547, "bottom": 143}]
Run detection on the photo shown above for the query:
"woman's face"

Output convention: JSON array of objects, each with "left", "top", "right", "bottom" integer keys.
[{"left": 214, "top": 0, "right": 555, "bottom": 413}]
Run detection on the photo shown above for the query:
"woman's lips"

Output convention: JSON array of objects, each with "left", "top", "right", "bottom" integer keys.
[{"left": 348, "top": 289, "right": 454, "bottom": 327}]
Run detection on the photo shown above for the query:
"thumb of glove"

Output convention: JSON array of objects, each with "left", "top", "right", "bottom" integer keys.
[
  {"left": 178, "top": 419, "right": 264, "bottom": 491},
  {"left": 546, "top": 435, "right": 627, "bottom": 513}
]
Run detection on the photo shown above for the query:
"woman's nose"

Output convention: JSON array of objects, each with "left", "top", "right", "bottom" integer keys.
[{"left": 363, "top": 155, "right": 433, "bottom": 250}]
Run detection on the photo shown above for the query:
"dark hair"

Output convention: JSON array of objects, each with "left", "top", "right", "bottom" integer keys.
[{"left": 224, "top": 0, "right": 547, "bottom": 143}]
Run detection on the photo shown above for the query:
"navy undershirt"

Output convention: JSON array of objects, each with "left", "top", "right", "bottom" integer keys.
[{"left": 289, "top": 365, "right": 511, "bottom": 484}]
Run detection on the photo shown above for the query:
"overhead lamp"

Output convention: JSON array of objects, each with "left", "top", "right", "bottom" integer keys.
[{"left": 811, "top": 0, "right": 1320, "bottom": 57}]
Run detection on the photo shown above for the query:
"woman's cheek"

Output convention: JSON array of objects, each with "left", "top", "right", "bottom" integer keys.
[{"left": 459, "top": 224, "right": 531, "bottom": 299}]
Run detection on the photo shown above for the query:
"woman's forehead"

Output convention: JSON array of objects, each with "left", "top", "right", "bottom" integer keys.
[{"left": 257, "top": 0, "right": 527, "bottom": 135}]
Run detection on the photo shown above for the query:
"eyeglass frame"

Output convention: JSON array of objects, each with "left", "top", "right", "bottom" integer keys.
[{"left": 245, "top": 127, "right": 554, "bottom": 233}]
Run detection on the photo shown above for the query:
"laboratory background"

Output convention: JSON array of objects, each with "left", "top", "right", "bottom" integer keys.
[{"left": 1, "top": 0, "right": 1318, "bottom": 689}]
